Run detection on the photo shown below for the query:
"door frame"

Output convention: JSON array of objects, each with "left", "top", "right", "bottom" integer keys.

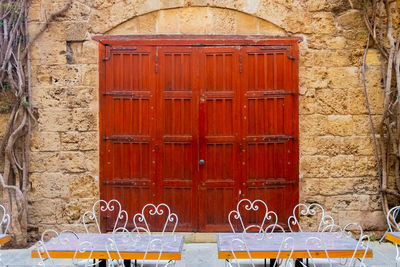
[{"left": 95, "top": 35, "right": 301, "bottom": 232}]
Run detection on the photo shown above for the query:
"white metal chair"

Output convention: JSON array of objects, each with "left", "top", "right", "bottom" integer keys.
[
  {"left": 82, "top": 199, "right": 128, "bottom": 233},
  {"left": 108, "top": 226, "right": 175, "bottom": 267},
  {"left": 303, "top": 223, "right": 370, "bottom": 267},
  {"left": 36, "top": 229, "right": 95, "bottom": 267},
  {"left": 387, "top": 205, "right": 400, "bottom": 264},
  {"left": 287, "top": 203, "right": 335, "bottom": 232},
  {"left": 228, "top": 199, "right": 278, "bottom": 234},
  {"left": 132, "top": 203, "right": 178, "bottom": 236},
  {"left": 227, "top": 224, "right": 294, "bottom": 267}
]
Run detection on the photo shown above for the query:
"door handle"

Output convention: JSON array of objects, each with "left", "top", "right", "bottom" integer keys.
[{"left": 199, "top": 159, "right": 205, "bottom": 165}]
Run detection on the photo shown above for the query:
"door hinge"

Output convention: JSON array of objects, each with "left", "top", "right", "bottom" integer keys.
[{"left": 239, "top": 54, "right": 242, "bottom": 73}]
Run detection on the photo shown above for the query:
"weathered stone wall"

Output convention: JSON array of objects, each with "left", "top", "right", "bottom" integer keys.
[{"left": 25, "top": 0, "right": 387, "bottom": 238}]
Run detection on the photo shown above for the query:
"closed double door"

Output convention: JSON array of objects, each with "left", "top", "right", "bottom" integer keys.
[{"left": 99, "top": 37, "right": 299, "bottom": 232}]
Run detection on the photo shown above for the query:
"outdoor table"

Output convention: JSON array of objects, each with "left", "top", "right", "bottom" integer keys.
[
  {"left": 31, "top": 233, "right": 184, "bottom": 264},
  {"left": 385, "top": 231, "right": 400, "bottom": 245},
  {"left": 0, "top": 234, "right": 10, "bottom": 246},
  {"left": 217, "top": 232, "right": 373, "bottom": 263}
]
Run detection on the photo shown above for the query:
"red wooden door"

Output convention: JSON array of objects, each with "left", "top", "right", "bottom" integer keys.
[
  {"left": 240, "top": 46, "right": 299, "bottom": 227},
  {"left": 98, "top": 37, "right": 299, "bottom": 232},
  {"left": 99, "top": 45, "right": 158, "bottom": 230},
  {"left": 198, "top": 47, "right": 241, "bottom": 231}
]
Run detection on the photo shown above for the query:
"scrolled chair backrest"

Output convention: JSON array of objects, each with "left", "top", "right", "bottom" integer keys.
[
  {"left": 387, "top": 205, "right": 400, "bottom": 232},
  {"left": 82, "top": 199, "right": 128, "bottom": 233},
  {"left": 228, "top": 199, "right": 278, "bottom": 234},
  {"left": 37, "top": 229, "right": 95, "bottom": 267},
  {"left": 287, "top": 203, "right": 334, "bottom": 232},
  {"left": 110, "top": 226, "right": 168, "bottom": 267},
  {"left": 320, "top": 223, "right": 370, "bottom": 267},
  {"left": 0, "top": 204, "right": 10, "bottom": 235},
  {"left": 132, "top": 203, "right": 178, "bottom": 236},
  {"left": 304, "top": 236, "right": 332, "bottom": 267}
]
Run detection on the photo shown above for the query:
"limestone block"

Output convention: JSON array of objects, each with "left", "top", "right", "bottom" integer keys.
[
  {"left": 63, "top": 198, "right": 96, "bottom": 224},
  {"left": 107, "top": 17, "right": 138, "bottom": 35},
  {"left": 352, "top": 115, "right": 380, "bottom": 135},
  {"left": 158, "top": 9, "right": 179, "bottom": 33},
  {"left": 299, "top": 178, "right": 321, "bottom": 196},
  {"left": 31, "top": 131, "right": 60, "bottom": 152},
  {"left": 306, "top": 34, "right": 346, "bottom": 50},
  {"left": 29, "top": 199, "right": 65, "bottom": 224},
  {"left": 29, "top": 37, "right": 66, "bottom": 66},
  {"left": 328, "top": 0, "right": 352, "bottom": 15},
  {"left": 89, "top": 9, "right": 115, "bottom": 34},
  {"left": 65, "top": 22, "right": 88, "bottom": 41},
  {"left": 32, "top": 65, "right": 82, "bottom": 87},
  {"left": 326, "top": 67, "right": 361, "bottom": 89},
  {"left": 212, "top": 0, "right": 248, "bottom": 10},
  {"left": 319, "top": 178, "right": 359, "bottom": 196},
  {"left": 72, "top": 109, "right": 97, "bottom": 131},
  {"left": 69, "top": 174, "right": 98, "bottom": 198},
  {"left": 59, "top": 151, "right": 87, "bottom": 172},
  {"left": 301, "top": 0, "right": 330, "bottom": 12},
  {"left": 299, "top": 136, "right": 318, "bottom": 155},
  {"left": 364, "top": 49, "right": 381, "bottom": 66},
  {"left": 343, "top": 30, "right": 369, "bottom": 49},
  {"left": 299, "top": 95, "right": 317, "bottom": 115},
  {"left": 136, "top": 12, "right": 158, "bottom": 33},
  {"left": 179, "top": 7, "right": 209, "bottom": 34},
  {"left": 315, "top": 89, "right": 348, "bottom": 114},
  {"left": 338, "top": 210, "right": 386, "bottom": 231},
  {"left": 133, "top": 0, "right": 162, "bottom": 16},
  {"left": 61, "top": 132, "right": 80, "bottom": 151},
  {"left": 300, "top": 155, "right": 330, "bottom": 178},
  {"left": 283, "top": 12, "right": 336, "bottom": 34},
  {"left": 236, "top": 12, "right": 258, "bottom": 34},
  {"left": 37, "top": 108, "right": 74, "bottom": 132},
  {"left": 258, "top": 19, "right": 286, "bottom": 35},
  {"left": 324, "top": 194, "right": 371, "bottom": 212},
  {"left": 63, "top": 1, "right": 91, "bottom": 22},
  {"left": 79, "top": 132, "right": 98, "bottom": 151},
  {"left": 337, "top": 10, "right": 364, "bottom": 30},
  {"left": 30, "top": 172, "right": 70, "bottom": 199},
  {"left": 29, "top": 152, "right": 60, "bottom": 172},
  {"left": 255, "top": 1, "right": 290, "bottom": 27},
  {"left": 314, "top": 136, "right": 343, "bottom": 156},
  {"left": 299, "top": 67, "right": 328, "bottom": 89},
  {"left": 29, "top": 4, "right": 41, "bottom": 21},
  {"left": 82, "top": 64, "right": 99, "bottom": 87},
  {"left": 299, "top": 114, "right": 329, "bottom": 136},
  {"left": 84, "top": 151, "right": 99, "bottom": 173},
  {"left": 342, "top": 136, "right": 374, "bottom": 156},
  {"left": 329, "top": 155, "right": 376, "bottom": 178},
  {"left": 301, "top": 50, "right": 351, "bottom": 67},
  {"left": 208, "top": 8, "right": 236, "bottom": 34},
  {"left": 32, "top": 86, "right": 95, "bottom": 109}
]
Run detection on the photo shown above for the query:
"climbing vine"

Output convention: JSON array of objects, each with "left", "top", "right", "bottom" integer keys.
[
  {"left": 0, "top": 0, "right": 71, "bottom": 245},
  {"left": 362, "top": 0, "right": 400, "bottom": 230}
]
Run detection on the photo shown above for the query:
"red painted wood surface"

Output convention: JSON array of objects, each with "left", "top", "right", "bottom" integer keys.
[{"left": 98, "top": 36, "right": 299, "bottom": 232}]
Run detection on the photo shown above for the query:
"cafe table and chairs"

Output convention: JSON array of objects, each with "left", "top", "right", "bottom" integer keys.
[
  {"left": 31, "top": 200, "right": 184, "bottom": 267},
  {"left": 218, "top": 199, "right": 373, "bottom": 267}
]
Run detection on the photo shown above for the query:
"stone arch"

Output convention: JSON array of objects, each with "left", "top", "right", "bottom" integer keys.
[
  {"left": 88, "top": 1, "right": 297, "bottom": 35},
  {"left": 105, "top": 7, "right": 287, "bottom": 36}
]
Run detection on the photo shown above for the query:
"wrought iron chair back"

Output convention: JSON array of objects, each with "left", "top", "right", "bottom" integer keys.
[
  {"left": 287, "top": 203, "right": 334, "bottom": 232},
  {"left": 82, "top": 199, "right": 128, "bottom": 233},
  {"left": 36, "top": 229, "right": 95, "bottom": 267},
  {"left": 387, "top": 205, "right": 400, "bottom": 264},
  {"left": 228, "top": 224, "right": 293, "bottom": 267},
  {"left": 109, "top": 226, "right": 172, "bottom": 267},
  {"left": 132, "top": 203, "right": 178, "bottom": 236},
  {"left": 228, "top": 199, "right": 278, "bottom": 234},
  {"left": 0, "top": 205, "right": 10, "bottom": 235},
  {"left": 317, "top": 223, "right": 370, "bottom": 267}
]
